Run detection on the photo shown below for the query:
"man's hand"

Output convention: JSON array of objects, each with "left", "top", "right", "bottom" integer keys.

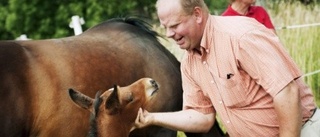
[{"left": 134, "top": 108, "right": 153, "bottom": 129}]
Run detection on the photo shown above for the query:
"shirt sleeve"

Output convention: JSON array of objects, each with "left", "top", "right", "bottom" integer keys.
[
  {"left": 236, "top": 29, "right": 302, "bottom": 97},
  {"left": 181, "top": 59, "right": 214, "bottom": 114}
]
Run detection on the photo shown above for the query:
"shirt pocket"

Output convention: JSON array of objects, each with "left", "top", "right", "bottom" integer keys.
[{"left": 218, "top": 74, "right": 248, "bottom": 108}]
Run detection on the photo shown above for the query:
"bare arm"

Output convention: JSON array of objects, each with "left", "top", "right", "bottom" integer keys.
[
  {"left": 273, "top": 80, "right": 302, "bottom": 137},
  {"left": 134, "top": 108, "right": 215, "bottom": 133}
]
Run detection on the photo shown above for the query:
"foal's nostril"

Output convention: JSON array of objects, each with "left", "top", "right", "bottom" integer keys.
[{"left": 150, "top": 79, "right": 158, "bottom": 88}]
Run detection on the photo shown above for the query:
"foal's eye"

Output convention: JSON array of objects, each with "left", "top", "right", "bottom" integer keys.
[{"left": 126, "top": 92, "right": 134, "bottom": 102}]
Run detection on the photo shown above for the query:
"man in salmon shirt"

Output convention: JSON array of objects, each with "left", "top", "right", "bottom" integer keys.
[
  {"left": 134, "top": 0, "right": 319, "bottom": 136},
  {"left": 221, "top": 0, "right": 276, "bottom": 34}
]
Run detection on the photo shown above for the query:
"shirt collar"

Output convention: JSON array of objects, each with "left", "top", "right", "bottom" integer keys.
[
  {"left": 247, "top": 6, "right": 255, "bottom": 16},
  {"left": 188, "top": 16, "right": 213, "bottom": 59},
  {"left": 200, "top": 15, "right": 213, "bottom": 53},
  {"left": 187, "top": 16, "right": 212, "bottom": 59},
  {"left": 227, "top": 5, "right": 241, "bottom": 15},
  {"left": 227, "top": 5, "right": 254, "bottom": 16}
]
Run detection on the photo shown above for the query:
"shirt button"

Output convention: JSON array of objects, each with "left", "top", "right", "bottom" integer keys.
[
  {"left": 219, "top": 101, "right": 222, "bottom": 104},
  {"left": 203, "top": 61, "right": 206, "bottom": 65},
  {"left": 227, "top": 121, "right": 230, "bottom": 124},
  {"left": 210, "top": 80, "right": 214, "bottom": 83}
]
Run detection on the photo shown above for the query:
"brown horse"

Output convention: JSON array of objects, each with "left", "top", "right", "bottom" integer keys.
[
  {"left": 69, "top": 78, "right": 159, "bottom": 137},
  {"left": 0, "top": 17, "right": 225, "bottom": 137}
]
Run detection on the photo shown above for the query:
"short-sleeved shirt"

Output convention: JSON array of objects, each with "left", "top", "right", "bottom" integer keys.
[
  {"left": 181, "top": 15, "right": 316, "bottom": 137},
  {"left": 221, "top": 5, "right": 275, "bottom": 29}
]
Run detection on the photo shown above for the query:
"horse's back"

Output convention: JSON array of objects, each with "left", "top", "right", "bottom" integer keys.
[{"left": 0, "top": 17, "right": 182, "bottom": 137}]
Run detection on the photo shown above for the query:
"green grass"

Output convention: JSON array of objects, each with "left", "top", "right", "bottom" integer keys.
[{"left": 270, "top": 1, "right": 320, "bottom": 107}]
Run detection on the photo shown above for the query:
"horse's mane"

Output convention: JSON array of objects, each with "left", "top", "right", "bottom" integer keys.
[
  {"left": 85, "top": 16, "right": 181, "bottom": 72},
  {"left": 110, "top": 16, "right": 181, "bottom": 71},
  {"left": 85, "top": 16, "right": 160, "bottom": 40},
  {"left": 105, "top": 16, "right": 160, "bottom": 40},
  {"left": 88, "top": 91, "right": 103, "bottom": 137}
]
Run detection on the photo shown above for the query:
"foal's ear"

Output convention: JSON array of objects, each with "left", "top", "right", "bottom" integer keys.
[
  {"left": 105, "top": 85, "right": 120, "bottom": 115},
  {"left": 68, "top": 88, "right": 94, "bottom": 112}
]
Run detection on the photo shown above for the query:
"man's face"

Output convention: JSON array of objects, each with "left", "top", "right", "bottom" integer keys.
[{"left": 156, "top": 0, "right": 202, "bottom": 51}]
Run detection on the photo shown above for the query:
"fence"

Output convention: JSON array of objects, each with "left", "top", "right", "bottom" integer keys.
[
  {"left": 275, "top": 23, "right": 320, "bottom": 77},
  {"left": 276, "top": 23, "right": 320, "bottom": 30}
]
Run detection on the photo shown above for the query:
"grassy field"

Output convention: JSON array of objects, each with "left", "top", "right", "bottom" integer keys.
[
  {"left": 270, "top": 1, "right": 320, "bottom": 107},
  {"left": 153, "top": 2, "right": 320, "bottom": 136}
]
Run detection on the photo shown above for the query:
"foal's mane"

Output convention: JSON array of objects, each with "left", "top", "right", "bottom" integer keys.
[{"left": 88, "top": 91, "right": 103, "bottom": 137}]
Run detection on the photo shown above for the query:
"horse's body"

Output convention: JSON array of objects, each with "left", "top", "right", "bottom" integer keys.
[{"left": 0, "top": 17, "right": 225, "bottom": 137}]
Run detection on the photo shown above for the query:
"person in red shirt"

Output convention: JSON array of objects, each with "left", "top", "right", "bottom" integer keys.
[{"left": 221, "top": 0, "right": 276, "bottom": 34}]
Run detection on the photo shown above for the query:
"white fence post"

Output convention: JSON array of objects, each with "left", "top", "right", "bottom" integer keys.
[
  {"left": 69, "top": 15, "right": 85, "bottom": 35},
  {"left": 15, "top": 34, "right": 31, "bottom": 40}
]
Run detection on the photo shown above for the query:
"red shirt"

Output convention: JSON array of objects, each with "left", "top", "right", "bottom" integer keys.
[{"left": 221, "top": 5, "right": 275, "bottom": 29}]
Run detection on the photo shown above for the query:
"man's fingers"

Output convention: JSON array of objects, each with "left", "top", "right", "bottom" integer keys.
[
  {"left": 139, "top": 108, "right": 145, "bottom": 123},
  {"left": 136, "top": 108, "right": 141, "bottom": 121},
  {"left": 142, "top": 109, "right": 149, "bottom": 116},
  {"left": 134, "top": 108, "right": 152, "bottom": 129},
  {"left": 134, "top": 108, "right": 143, "bottom": 128},
  {"left": 130, "top": 126, "right": 136, "bottom": 132}
]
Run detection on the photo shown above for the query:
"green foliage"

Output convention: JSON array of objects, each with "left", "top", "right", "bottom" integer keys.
[
  {"left": 205, "top": 0, "right": 228, "bottom": 15},
  {"left": 269, "top": 1, "right": 320, "bottom": 107},
  {"left": 0, "top": 0, "right": 157, "bottom": 40}
]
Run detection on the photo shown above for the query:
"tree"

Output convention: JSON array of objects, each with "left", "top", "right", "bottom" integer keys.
[
  {"left": 205, "top": 0, "right": 228, "bottom": 15},
  {"left": 0, "top": 0, "right": 157, "bottom": 40}
]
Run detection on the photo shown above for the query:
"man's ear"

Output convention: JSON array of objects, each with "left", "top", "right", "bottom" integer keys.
[{"left": 193, "top": 7, "right": 204, "bottom": 23}]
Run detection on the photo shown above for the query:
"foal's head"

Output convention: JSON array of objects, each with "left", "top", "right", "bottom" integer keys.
[{"left": 68, "top": 78, "right": 159, "bottom": 137}]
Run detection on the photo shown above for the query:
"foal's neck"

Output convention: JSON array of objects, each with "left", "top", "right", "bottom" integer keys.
[{"left": 97, "top": 116, "right": 132, "bottom": 137}]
